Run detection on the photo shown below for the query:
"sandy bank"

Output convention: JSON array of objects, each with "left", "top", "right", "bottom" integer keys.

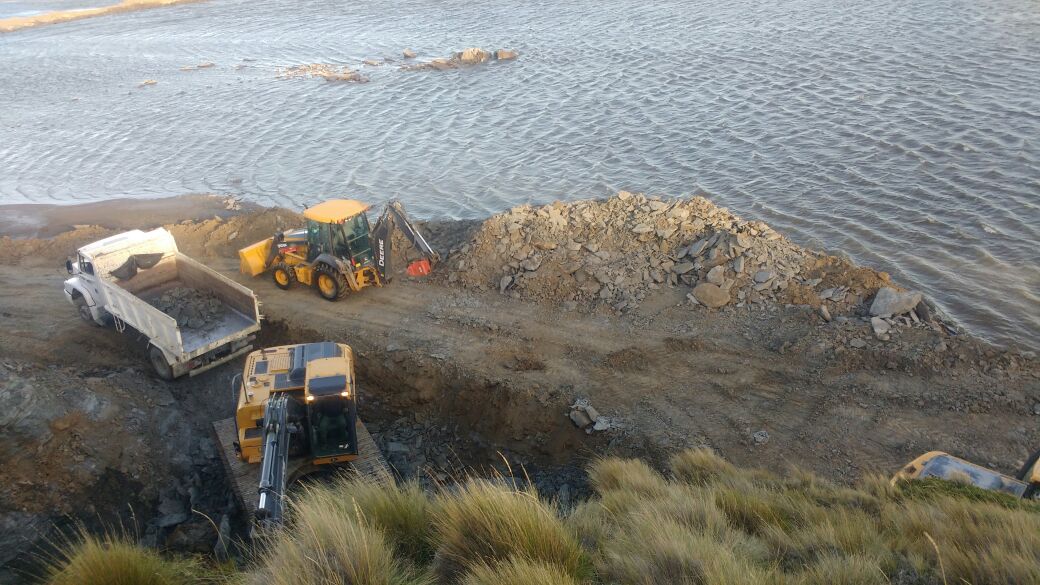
[{"left": 0, "top": 0, "right": 204, "bottom": 33}]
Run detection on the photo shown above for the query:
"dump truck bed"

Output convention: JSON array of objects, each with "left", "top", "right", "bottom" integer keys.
[{"left": 102, "top": 252, "right": 260, "bottom": 359}]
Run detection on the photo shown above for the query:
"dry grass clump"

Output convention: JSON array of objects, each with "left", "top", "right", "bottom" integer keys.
[
  {"left": 460, "top": 556, "right": 580, "bottom": 585},
  {"left": 249, "top": 481, "right": 432, "bottom": 585},
  {"left": 431, "top": 479, "right": 589, "bottom": 582},
  {"left": 587, "top": 457, "right": 668, "bottom": 497},
  {"left": 302, "top": 476, "right": 436, "bottom": 565},
  {"left": 44, "top": 529, "right": 209, "bottom": 585}
]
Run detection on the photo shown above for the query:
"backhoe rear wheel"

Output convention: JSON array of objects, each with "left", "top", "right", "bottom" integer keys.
[
  {"left": 272, "top": 263, "right": 296, "bottom": 290},
  {"left": 315, "top": 266, "right": 347, "bottom": 301}
]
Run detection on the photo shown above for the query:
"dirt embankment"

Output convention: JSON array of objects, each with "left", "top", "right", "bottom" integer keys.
[
  {"left": 0, "top": 0, "right": 205, "bottom": 34},
  {"left": 0, "top": 193, "right": 1037, "bottom": 582}
]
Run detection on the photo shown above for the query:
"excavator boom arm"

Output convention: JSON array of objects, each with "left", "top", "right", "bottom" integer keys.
[
  {"left": 372, "top": 200, "right": 439, "bottom": 280},
  {"left": 256, "top": 394, "right": 291, "bottom": 526}
]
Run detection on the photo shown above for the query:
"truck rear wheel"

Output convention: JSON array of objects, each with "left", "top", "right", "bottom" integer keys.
[
  {"left": 272, "top": 264, "right": 296, "bottom": 290},
  {"left": 149, "top": 345, "right": 175, "bottom": 381}
]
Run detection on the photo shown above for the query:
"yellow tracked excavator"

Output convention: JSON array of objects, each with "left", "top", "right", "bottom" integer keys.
[
  {"left": 894, "top": 450, "right": 1040, "bottom": 499},
  {"left": 213, "top": 342, "right": 391, "bottom": 528},
  {"left": 238, "top": 199, "right": 438, "bottom": 301}
]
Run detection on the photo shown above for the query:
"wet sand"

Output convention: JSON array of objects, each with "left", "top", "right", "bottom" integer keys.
[
  {"left": 0, "top": 0, "right": 202, "bottom": 33},
  {"left": 0, "top": 194, "right": 257, "bottom": 238}
]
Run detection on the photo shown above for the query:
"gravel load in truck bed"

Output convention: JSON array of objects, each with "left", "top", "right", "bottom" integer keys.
[{"left": 149, "top": 287, "right": 231, "bottom": 331}]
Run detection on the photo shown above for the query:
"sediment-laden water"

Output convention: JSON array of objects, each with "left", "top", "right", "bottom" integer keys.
[{"left": 0, "top": 0, "right": 1037, "bottom": 348}]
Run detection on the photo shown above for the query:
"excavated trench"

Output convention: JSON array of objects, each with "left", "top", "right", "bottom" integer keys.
[{"left": 255, "top": 319, "right": 592, "bottom": 493}]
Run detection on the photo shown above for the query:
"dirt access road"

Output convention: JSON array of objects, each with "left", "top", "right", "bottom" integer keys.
[{"left": 210, "top": 253, "right": 1040, "bottom": 483}]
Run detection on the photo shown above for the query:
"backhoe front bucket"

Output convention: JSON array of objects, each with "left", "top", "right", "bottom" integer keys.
[{"left": 239, "top": 238, "right": 273, "bottom": 276}]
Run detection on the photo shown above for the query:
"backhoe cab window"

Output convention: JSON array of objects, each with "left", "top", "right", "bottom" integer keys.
[{"left": 306, "top": 220, "right": 332, "bottom": 262}]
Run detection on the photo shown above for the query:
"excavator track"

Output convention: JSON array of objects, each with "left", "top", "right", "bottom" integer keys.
[{"left": 213, "top": 417, "right": 392, "bottom": 526}]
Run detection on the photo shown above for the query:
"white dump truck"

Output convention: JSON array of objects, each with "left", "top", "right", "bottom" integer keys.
[{"left": 63, "top": 228, "right": 261, "bottom": 379}]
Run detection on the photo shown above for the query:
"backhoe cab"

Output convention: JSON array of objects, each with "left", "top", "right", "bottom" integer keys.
[{"left": 239, "top": 198, "right": 437, "bottom": 301}]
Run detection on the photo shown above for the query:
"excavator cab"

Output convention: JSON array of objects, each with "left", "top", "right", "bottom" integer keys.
[{"left": 303, "top": 356, "right": 358, "bottom": 463}]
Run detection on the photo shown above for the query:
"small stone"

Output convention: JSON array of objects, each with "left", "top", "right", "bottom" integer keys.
[
  {"left": 499, "top": 275, "right": 513, "bottom": 293},
  {"left": 754, "top": 270, "right": 775, "bottom": 284},
  {"left": 914, "top": 300, "right": 932, "bottom": 322},
  {"left": 706, "top": 265, "right": 726, "bottom": 285},
  {"left": 687, "top": 239, "right": 708, "bottom": 257},
  {"left": 819, "top": 305, "right": 832, "bottom": 322},
  {"left": 569, "top": 409, "right": 593, "bottom": 429},
  {"left": 673, "top": 262, "right": 695, "bottom": 275},
  {"left": 617, "top": 191, "right": 632, "bottom": 200},
  {"left": 849, "top": 338, "right": 867, "bottom": 349},
  {"left": 402, "top": 49, "right": 417, "bottom": 59},
  {"left": 692, "top": 283, "right": 730, "bottom": 308},
  {"left": 732, "top": 256, "right": 745, "bottom": 274},
  {"left": 495, "top": 49, "right": 519, "bottom": 60},
  {"left": 632, "top": 224, "right": 654, "bottom": 234},
  {"left": 871, "top": 316, "right": 891, "bottom": 338},
  {"left": 753, "top": 430, "right": 769, "bottom": 444},
  {"left": 520, "top": 257, "right": 542, "bottom": 271}
]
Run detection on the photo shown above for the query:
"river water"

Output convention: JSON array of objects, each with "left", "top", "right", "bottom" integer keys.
[{"left": 1, "top": 0, "right": 1037, "bottom": 349}]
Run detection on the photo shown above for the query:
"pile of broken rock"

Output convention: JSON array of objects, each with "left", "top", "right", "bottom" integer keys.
[{"left": 444, "top": 191, "right": 909, "bottom": 321}]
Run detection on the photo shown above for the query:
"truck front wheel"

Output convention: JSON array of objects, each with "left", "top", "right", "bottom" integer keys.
[
  {"left": 73, "top": 296, "right": 99, "bottom": 326},
  {"left": 149, "top": 345, "right": 175, "bottom": 381}
]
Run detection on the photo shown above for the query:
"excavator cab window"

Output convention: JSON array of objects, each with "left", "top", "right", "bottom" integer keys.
[{"left": 309, "top": 398, "right": 353, "bottom": 458}]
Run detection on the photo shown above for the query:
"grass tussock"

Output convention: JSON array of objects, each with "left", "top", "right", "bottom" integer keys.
[
  {"left": 249, "top": 479, "right": 433, "bottom": 585},
  {"left": 42, "top": 448, "right": 1040, "bottom": 585},
  {"left": 304, "top": 475, "right": 436, "bottom": 565},
  {"left": 460, "top": 556, "right": 581, "bottom": 585},
  {"left": 431, "top": 479, "right": 589, "bottom": 582},
  {"left": 45, "top": 530, "right": 210, "bottom": 585}
]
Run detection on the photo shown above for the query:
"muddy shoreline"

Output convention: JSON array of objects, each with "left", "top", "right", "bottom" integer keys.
[{"left": 1, "top": 194, "right": 1036, "bottom": 582}]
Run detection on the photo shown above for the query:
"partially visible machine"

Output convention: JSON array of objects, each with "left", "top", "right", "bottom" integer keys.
[
  {"left": 238, "top": 199, "right": 438, "bottom": 301},
  {"left": 213, "top": 342, "right": 391, "bottom": 528},
  {"left": 893, "top": 450, "right": 1040, "bottom": 499}
]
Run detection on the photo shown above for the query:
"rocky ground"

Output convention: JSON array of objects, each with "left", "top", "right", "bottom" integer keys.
[{"left": 0, "top": 193, "right": 1036, "bottom": 582}]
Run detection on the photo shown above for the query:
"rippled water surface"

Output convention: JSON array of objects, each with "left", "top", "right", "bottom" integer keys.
[{"left": 1, "top": 0, "right": 1038, "bottom": 348}]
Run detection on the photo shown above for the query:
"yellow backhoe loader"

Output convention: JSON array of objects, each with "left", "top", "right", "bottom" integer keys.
[
  {"left": 212, "top": 342, "right": 391, "bottom": 528},
  {"left": 238, "top": 199, "right": 437, "bottom": 301},
  {"left": 893, "top": 450, "right": 1040, "bottom": 499}
]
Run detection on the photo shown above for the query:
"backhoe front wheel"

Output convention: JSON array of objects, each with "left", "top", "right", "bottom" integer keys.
[
  {"left": 315, "top": 266, "right": 347, "bottom": 301},
  {"left": 272, "top": 263, "right": 296, "bottom": 290}
]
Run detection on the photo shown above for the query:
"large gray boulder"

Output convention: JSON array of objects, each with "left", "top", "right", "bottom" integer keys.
[{"left": 870, "top": 287, "right": 923, "bottom": 317}]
